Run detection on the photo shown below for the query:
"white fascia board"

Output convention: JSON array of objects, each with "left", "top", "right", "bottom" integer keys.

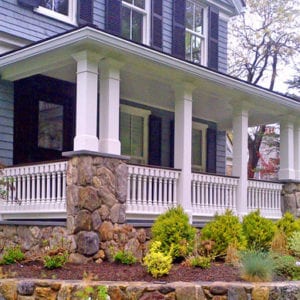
[{"left": 0, "top": 27, "right": 299, "bottom": 113}]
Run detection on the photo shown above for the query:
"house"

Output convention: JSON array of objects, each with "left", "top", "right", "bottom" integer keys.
[{"left": 0, "top": 0, "right": 299, "bottom": 226}]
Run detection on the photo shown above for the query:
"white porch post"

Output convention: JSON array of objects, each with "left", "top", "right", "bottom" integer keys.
[
  {"left": 72, "top": 51, "right": 101, "bottom": 152},
  {"left": 174, "top": 83, "right": 193, "bottom": 220},
  {"left": 99, "top": 59, "right": 122, "bottom": 155},
  {"left": 232, "top": 108, "right": 248, "bottom": 216},
  {"left": 279, "top": 121, "right": 295, "bottom": 180},
  {"left": 294, "top": 123, "right": 300, "bottom": 180}
]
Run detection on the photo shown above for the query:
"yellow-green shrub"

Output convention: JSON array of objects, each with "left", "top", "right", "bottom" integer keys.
[
  {"left": 151, "top": 206, "right": 196, "bottom": 260},
  {"left": 143, "top": 241, "right": 172, "bottom": 278},
  {"left": 276, "top": 212, "right": 300, "bottom": 238},
  {"left": 242, "top": 210, "right": 276, "bottom": 251},
  {"left": 201, "top": 210, "right": 246, "bottom": 258},
  {"left": 288, "top": 231, "right": 300, "bottom": 257}
]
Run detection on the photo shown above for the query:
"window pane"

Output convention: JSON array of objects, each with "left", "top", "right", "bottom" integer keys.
[
  {"left": 132, "top": 10, "right": 143, "bottom": 43},
  {"left": 131, "top": 115, "right": 144, "bottom": 157},
  {"left": 185, "top": 31, "right": 192, "bottom": 61},
  {"left": 123, "top": 0, "right": 133, "bottom": 4},
  {"left": 191, "top": 35, "right": 202, "bottom": 64},
  {"left": 121, "top": 6, "right": 131, "bottom": 39},
  {"left": 134, "top": 0, "right": 145, "bottom": 9},
  {"left": 38, "top": 101, "right": 63, "bottom": 151},
  {"left": 40, "top": 0, "right": 52, "bottom": 9},
  {"left": 192, "top": 129, "right": 203, "bottom": 166},
  {"left": 186, "top": 1, "right": 193, "bottom": 30},
  {"left": 195, "top": 5, "right": 203, "bottom": 33},
  {"left": 40, "top": 0, "right": 68, "bottom": 15},
  {"left": 120, "top": 112, "right": 131, "bottom": 155}
]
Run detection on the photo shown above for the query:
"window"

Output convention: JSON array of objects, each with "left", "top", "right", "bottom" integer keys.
[
  {"left": 192, "top": 122, "right": 208, "bottom": 171},
  {"left": 185, "top": 0, "right": 207, "bottom": 65},
  {"left": 35, "top": 0, "right": 76, "bottom": 25},
  {"left": 120, "top": 105, "right": 150, "bottom": 164},
  {"left": 121, "top": 0, "right": 151, "bottom": 44}
]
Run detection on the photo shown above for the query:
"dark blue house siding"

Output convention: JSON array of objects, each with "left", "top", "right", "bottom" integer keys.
[
  {"left": 218, "top": 18, "right": 228, "bottom": 73},
  {"left": 94, "top": 0, "right": 105, "bottom": 30},
  {"left": 162, "top": 0, "right": 173, "bottom": 54},
  {"left": 0, "top": 81, "right": 14, "bottom": 166}
]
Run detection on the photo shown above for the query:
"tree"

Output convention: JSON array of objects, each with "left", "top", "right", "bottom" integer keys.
[{"left": 228, "top": 0, "right": 300, "bottom": 178}]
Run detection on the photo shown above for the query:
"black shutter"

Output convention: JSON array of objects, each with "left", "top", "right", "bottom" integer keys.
[
  {"left": 169, "top": 120, "right": 174, "bottom": 168},
  {"left": 151, "top": 0, "right": 163, "bottom": 51},
  {"left": 18, "top": 0, "right": 41, "bottom": 7},
  {"left": 206, "top": 127, "right": 217, "bottom": 173},
  {"left": 208, "top": 7, "right": 219, "bottom": 70},
  {"left": 148, "top": 115, "right": 162, "bottom": 166},
  {"left": 105, "top": 0, "right": 121, "bottom": 35},
  {"left": 172, "top": 0, "right": 186, "bottom": 59},
  {"left": 77, "top": 0, "right": 93, "bottom": 25}
]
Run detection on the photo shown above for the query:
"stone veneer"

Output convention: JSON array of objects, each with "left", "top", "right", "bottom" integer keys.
[
  {"left": 282, "top": 182, "right": 300, "bottom": 217},
  {"left": 0, "top": 279, "right": 300, "bottom": 299}
]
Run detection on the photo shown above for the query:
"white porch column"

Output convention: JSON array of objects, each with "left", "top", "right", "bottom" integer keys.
[
  {"left": 99, "top": 59, "right": 122, "bottom": 155},
  {"left": 295, "top": 123, "right": 300, "bottom": 180},
  {"left": 279, "top": 121, "right": 295, "bottom": 180},
  {"left": 174, "top": 83, "right": 193, "bottom": 219},
  {"left": 232, "top": 108, "right": 248, "bottom": 216},
  {"left": 72, "top": 51, "right": 101, "bottom": 152}
]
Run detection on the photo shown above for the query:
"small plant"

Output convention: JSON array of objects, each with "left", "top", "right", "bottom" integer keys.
[
  {"left": 151, "top": 206, "right": 196, "bottom": 261},
  {"left": 184, "top": 255, "right": 211, "bottom": 269},
  {"left": 201, "top": 210, "right": 246, "bottom": 258},
  {"left": 0, "top": 245, "right": 24, "bottom": 265},
  {"left": 43, "top": 250, "right": 68, "bottom": 269},
  {"left": 272, "top": 253, "right": 300, "bottom": 280},
  {"left": 143, "top": 241, "right": 172, "bottom": 278},
  {"left": 97, "top": 286, "right": 109, "bottom": 300},
  {"left": 288, "top": 231, "right": 300, "bottom": 257},
  {"left": 276, "top": 212, "right": 300, "bottom": 238},
  {"left": 75, "top": 285, "right": 109, "bottom": 300},
  {"left": 240, "top": 250, "right": 273, "bottom": 282},
  {"left": 242, "top": 210, "right": 276, "bottom": 251},
  {"left": 114, "top": 250, "right": 137, "bottom": 265}
]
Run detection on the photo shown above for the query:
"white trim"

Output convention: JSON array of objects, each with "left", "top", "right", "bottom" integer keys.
[
  {"left": 34, "top": 0, "right": 77, "bottom": 25},
  {"left": 192, "top": 122, "right": 208, "bottom": 171}
]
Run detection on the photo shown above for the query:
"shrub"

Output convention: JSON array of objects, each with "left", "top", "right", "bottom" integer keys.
[
  {"left": 0, "top": 245, "right": 24, "bottom": 265},
  {"left": 201, "top": 210, "right": 246, "bottom": 258},
  {"left": 114, "top": 250, "right": 137, "bottom": 265},
  {"left": 288, "top": 231, "right": 300, "bottom": 258},
  {"left": 225, "top": 242, "right": 240, "bottom": 266},
  {"left": 240, "top": 250, "right": 273, "bottom": 282},
  {"left": 242, "top": 210, "right": 276, "bottom": 251},
  {"left": 272, "top": 254, "right": 300, "bottom": 280},
  {"left": 143, "top": 241, "right": 172, "bottom": 278},
  {"left": 184, "top": 255, "right": 211, "bottom": 269},
  {"left": 276, "top": 212, "right": 300, "bottom": 238},
  {"left": 44, "top": 251, "right": 68, "bottom": 269},
  {"left": 75, "top": 285, "right": 109, "bottom": 300},
  {"left": 151, "top": 206, "right": 196, "bottom": 260},
  {"left": 270, "top": 230, "right": 288, "bottom": 255}
]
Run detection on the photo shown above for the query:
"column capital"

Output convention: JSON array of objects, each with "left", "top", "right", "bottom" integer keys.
[
  {"left": 172, "top": 81, "right": 196, "bottom": 102},
  {"left": 99, "top": 58, "right": 124, "bottom": 81},
  {"left": 72, "top": 50, "right": 103, "bottom": 74}
]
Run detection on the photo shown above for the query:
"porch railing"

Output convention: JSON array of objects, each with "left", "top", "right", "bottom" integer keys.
[
  {"left": 192, "top": 173, "right": 239, "bottom": 220},
  {"left": 247, "top": 179, "right": 282, "bottom": 219},
  {"left": 0, "top": 160, "right": 67, "bottom": 219},
  {"left": 126, "top": 164, "right": 180, "bottom": 220}
]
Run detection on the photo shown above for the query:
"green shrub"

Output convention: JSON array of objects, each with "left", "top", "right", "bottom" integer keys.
[
  {"left": 186, "top": 255, "right": 211, "bottom": 269},
  {"left": 242, "top": 210, "right": 276, "bottom": 251},
  {"left": 151, "top": 206, "right": 196, "bottom": 260},
  {"left": 201, "top": 210, "right": 246, "bottom": 258},
  {"left": 272, "top": 254, "right": 300, "bottom": 280},
  {"left": 75, "top": 285, "right": 108, "bottom": 300},
  {"left": 44, "top": 251, "right": 68, "bottom": 269},
  {"left": 0, "top": 245, "right": 25, "bottom": 265},
  {"left": 288, "top": 231, "right": 300, "bottom": 257},
  {"left": 276, "top": 212, "right": 300, "bottom": 238},
  {"left": 143, "top": 241, "right": 172, "bottom": 278},
  {"left": 114, "top": 250, "right": 137, "bottom": 265},
  {"left": 240, "top": 250, "right": 273, "bottom": 282}
]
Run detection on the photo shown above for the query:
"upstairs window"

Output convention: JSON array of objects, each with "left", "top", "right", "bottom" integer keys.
[
  {"left": 121, "top": 0, "right": 150, "bottom": 44},
  {"left": 185, "top": 0, "right": 207, "bottom": 65},
  {"left": 35, "top": 0, "right": 77, "bottom": 25}
]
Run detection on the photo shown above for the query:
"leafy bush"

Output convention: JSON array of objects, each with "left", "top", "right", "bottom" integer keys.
[
  {"left": 0, "top": 245, "right": 25, "bottom": 265},
  {"left": 114, "top": 250, "right": 137, "bottom": 265},
  {"left": 75, "top": 285, "right": 109, "bottom": 300},
  {"left": 276, "top": 212, "right": 300, "bottom": 238},
  {"left": 201, "top": 210, "right": 246, "bottom": 258},
  {"left": 151, "top": 206, "right": 196, "bottom": 260},
  {"left": 44, "top": 251, "right": 68, "bottom": 269},
  {"left": 185, "top": 255, "right": 211, "bottom": 269},
  {"left": 240, "top": 250, "right": 273, "bottom": 282},
  {"left": 242, "top": 210, "right": 276, "bottom": 251},
  {"left": 272, "top": 254, "right": 300, "bottom": 280},
  {"left": 143, "top": 241, "right": 172, "bottom": 278},
  {"left": 288, "top": 231, "right": 300, "bottom": 257}
]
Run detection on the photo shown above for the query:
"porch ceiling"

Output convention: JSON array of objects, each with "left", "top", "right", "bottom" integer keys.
[{"left": 0, "top": 26, "right": 299, "bottom": 129}]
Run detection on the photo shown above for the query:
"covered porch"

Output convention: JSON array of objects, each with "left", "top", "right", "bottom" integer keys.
[{"left": 0, "top": 27, "right": 299, "bottom": 223}]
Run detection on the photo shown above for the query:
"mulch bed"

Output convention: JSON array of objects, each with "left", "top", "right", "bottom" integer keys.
[{"left": 1, "top": 261, "right": 243, "bottom": 282}]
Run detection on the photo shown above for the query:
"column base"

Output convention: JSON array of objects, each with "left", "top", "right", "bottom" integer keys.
[
  {"left": 279, "top": 168, "right": 295, "bottom": 181},
  {"left": 74, "top": 135, "right": 99, "bottom": 152},
  {"left": 99, "top": 138, "right": 121, "bottom": 155}
]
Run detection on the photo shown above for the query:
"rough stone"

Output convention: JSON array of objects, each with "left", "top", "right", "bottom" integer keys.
[
  {"left": 99, "top": 221, "right": 114, "bottom": 241},
  {"left": 66, "top": 215, "right": 75, "bottom": 234},
  {"left": 158, "top": 286, "right": 175, "bottom": 294},
  {"left": 93, "top": 250, "right": 105, "bottom": 260},
  {"left": 57, "top": 285, "right": 72, "bottom": 300},
  {"left": 17, "top": 281, "right": 35, "bottom": 296},
  {"left": 68, "top": 253, "right": 92, "bottom": 264},
  {"left": 252, "top": 287, "right": 269, "bottom": 300},
  {"left": 17, "top": 227, "right": 35, "bottom": 251},
  {"left": 115, "top": 164, "right": 128, "bottom": 203},
  {"left": 125, "top": 238, "right": 143, "bottom": 260},
  {"left": 139, "top": 291, "right": 165, "bottom": 300},
  {"left": 137, "top": 229, "right": 147, "bottom": 243},
  {"left": 95, "top": 166, "right": 116, "bottom": 194},
  {"left": 210, "top": 285, "right": 228, "bottom": 295},
  {"left": 76, "top": 231, "right": 100, "bottom": 256},
  {"left": 77, "top": 156, "right": 93, "bottom": 185},
  {"left": 108, "top": 286, "right": 128, "bottom": 300},
  {"left": 110, "top": 204, "right": 122, "bottom": 223},
  {"left": 0, "top": 281, "right": 17, "bottom": 300},
  {"left": 98, "top": 187, "right": 117, "bottom": 208},
  {"left": 78, "top": 186, "right": 101, "bottom": 212},
  {"left": 283, "top": 194, "right": 297, "bottom": 215},
  {"left": 91, "top": 210, "right": 102, "bottom": 231},
  {"left": 29, "top": 227, "right": 41, "bottom": 240},
  {"left": 280, "top": 285, "right": 300, "bottom": 300},
  {"left": 175, "top": 285, "right": 199, "bottom": 300},
  {"left": 284, "top": 183, "right": 297, "bottom": 194},
  {"left": 227, "top": 287, "right": 248, "bottom": 300},
  {"left": 34, "top": 287, "right": 57, "bottom": 300},
  {"left": 66, "top": 185, "right": 79, "bottom": 215},
  {"left": 74, "top": 210, "right": 92, "bottom": 233},
  {"left": 99, "top": 205, "right": 110, "bottom": 221},
  {"left": 296, "top": 192, "right": 300, "bottom": 207}
]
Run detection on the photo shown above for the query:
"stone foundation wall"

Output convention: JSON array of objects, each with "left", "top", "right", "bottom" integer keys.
[
  {"left": 282, "top": 182, "right": 300, "bottom": 217},
  {"left": 0, "top": 279, "right": 300, "bottom": 300}
]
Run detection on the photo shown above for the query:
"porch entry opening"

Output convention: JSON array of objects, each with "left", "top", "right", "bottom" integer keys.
[{"left": 14, "top": 75, "right": 75, "bottom": 164}]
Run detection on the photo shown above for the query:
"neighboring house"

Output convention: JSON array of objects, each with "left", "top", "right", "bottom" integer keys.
[{"left": 0, "top": 0, "right": 299, "bottom": 224}]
